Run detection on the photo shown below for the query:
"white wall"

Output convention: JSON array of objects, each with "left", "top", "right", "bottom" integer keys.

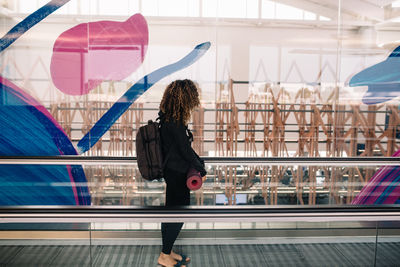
[
  {"left": 0, "top": 16, "right": 396, "bottom": 155},
  {"left": 1, "top": 17, "right": 387, "bottom": 104}
]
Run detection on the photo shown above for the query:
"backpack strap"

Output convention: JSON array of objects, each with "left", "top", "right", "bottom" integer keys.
[
  {"left": 138, "top": 125, "right": 152, "bottom": 178},
  {"left": 186, "top": 125, "right": 194, "bottom": 143},
  {"left": 157, "top": 115, "right": 172, "bottom": 171}
]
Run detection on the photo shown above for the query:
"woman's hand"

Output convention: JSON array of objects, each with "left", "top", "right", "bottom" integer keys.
[{"left": 202, "top": 176, "right": 207, "bottom": 182}]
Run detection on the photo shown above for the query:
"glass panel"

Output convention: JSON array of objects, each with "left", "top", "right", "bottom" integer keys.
[
  {"left": 261, "top": 0, "right": 275, "bottom": 19},
  {"left": 141, "top": 0, "right": 159, "bottom": 16},
  {"left": 98, "top": 0, "right": 131, "bottom": 16},
  {"left": 320, "top": 16, "right": 331, "bottom": 21},
  {"left": 0, "top": 215, "right": 381, "bottom": 266},
  {"left": 0, "top": 1, "right": 399, "bottom": 206},
  {"left": 304, "top": 11, "right": 316, "bottom": 20},
  {"left": 217, "top": 0, "right": 251, "bottom": 18},
  {"left": 376, "top": 221, "right": 400, "bottom": 267},
  {"left": 53, "top": 0, "right": 78, "bottom": 15},
  {"left": 0, "top": 162, "right": 397, "bottom": 206},
  {"left": 80, "top": 0, "right": 97, "bottom": 15},
  {"left": 275, "top": 3, "right": 303, "bottom": 20},
  {"left": 1, "top": 0, "right": 399, "bottom": 264},
  {"left": 90, "top": 219, "right": 378, "bottom": 266},
  {"left": 0, "top": 165, "right": 91, "bottom": 205},
  {"left": 246, "top": 0, "right": 259, "bottom": 19},
  {"left": 158, "top": 0, "right": 199, "bottom": 17},
  {"left": 202, "top": 0, "right": 217, "bottom": 17},
  {"left": 0, "top": 222, "right": 91, "bottom": 266},
  {"left": 17, "top": 0, "right": 37, "bottom": 13}
]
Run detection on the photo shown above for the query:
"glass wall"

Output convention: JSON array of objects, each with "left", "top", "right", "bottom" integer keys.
[
  {"left": 0, "top": 162, "right": 397, "bottom": 206},
  {"left": 0, "top": 0, "right": 400, "bottom": 205},
  {"left": 1, "top": 212, "right": 398, "bottom": 266}
]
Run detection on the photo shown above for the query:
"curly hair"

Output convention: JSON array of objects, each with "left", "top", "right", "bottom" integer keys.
[{"left": 159, "top": 79, "right": 200, "bottom": 125}]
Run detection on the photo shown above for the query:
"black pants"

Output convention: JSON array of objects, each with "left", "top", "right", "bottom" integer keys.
[{"left": 161, "top": 168, "right": 190, "bottom": 254}]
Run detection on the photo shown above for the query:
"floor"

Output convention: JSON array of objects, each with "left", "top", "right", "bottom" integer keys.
[{"left": 0, "top": 242, "right": 399, "bottom": 266}]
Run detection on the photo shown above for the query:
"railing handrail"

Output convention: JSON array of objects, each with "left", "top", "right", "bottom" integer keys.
[
  {"left": 0, "top": 156, "right": 400, "bottom": 165},
  {"left": 0, "top": 204, "right": 400, "bottom": 214},
  {"left": 0, "top": 205, "right": 399, "bottom": 223}
]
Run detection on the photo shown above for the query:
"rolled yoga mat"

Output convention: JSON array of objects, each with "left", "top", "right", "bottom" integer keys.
[{"left": 186, "top": 168, "right": 203, "bottom": 191}]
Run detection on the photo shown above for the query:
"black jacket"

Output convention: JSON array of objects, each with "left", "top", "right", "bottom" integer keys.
[{"left": 159, "top": 111, "right": 207, "bottom": 177}]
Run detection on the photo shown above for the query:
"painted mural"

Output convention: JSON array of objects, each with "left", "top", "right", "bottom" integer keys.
[
  {"left": 50, "top": 13, "right": 149, "bottom": 96},
  {"left": 350, "top": 46, "right": 400, "bottom": 105},
  {"left": 0, "top": 0, "right": 210, "bottom": 205},
  {"left": 350, "top": 46, "right": 400, "bottom": 205},
  {"left": 0, "top": 0, "right": 398, "bottom": 206}
]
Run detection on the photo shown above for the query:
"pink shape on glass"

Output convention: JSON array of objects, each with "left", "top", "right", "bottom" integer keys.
[
  {"left": 352, "top": 149, "right": 400, "bottom": 205},
  {"left": 50, "top": 14, "right": 148, "bottom": 95}
]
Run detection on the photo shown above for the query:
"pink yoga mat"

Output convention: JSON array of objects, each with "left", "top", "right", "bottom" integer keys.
[{"left": 186, "top": 168, "right": 202, "bottom": 191}]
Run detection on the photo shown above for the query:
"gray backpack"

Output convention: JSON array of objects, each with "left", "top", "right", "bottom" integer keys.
[{"left": 136, "top": 119, "right": 165, "bottom": 180}]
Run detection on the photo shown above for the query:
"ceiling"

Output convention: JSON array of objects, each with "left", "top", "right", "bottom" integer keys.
[
  {"left": 1, "top": 0, "right": 400, "bottom": 29},
  {"left": 272, "top": 0, "right": 399, "bottom": 22}
]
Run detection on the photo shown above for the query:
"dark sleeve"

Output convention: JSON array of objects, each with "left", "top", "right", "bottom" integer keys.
[
  {"left": 193, "top": 148, "right": 205, "bottom": 168},
  {"left": 170, "top": 122, "right": 207, "bottom": 177}
]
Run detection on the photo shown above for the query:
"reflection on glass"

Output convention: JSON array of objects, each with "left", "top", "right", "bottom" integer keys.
[
  {"left": 0, "top": 162, "right": 397, "bottom": 206},
  {"left": 1, "top": 1, "right": 400, "bottom": 207},
  {"left": 349, "top": 46, "right": 400, "bottom": 105},
  {"left": 377, "top": 221, "right": 400, "bottom": 267},
  {"left": 98, "top": 0, "right": 137, "bottom": 16},
  {"left": 81, "top": 164, "right": 399, "bottom": 206},
  {"left": 51, "top": 13, "right": 148, "bottom": 96},
  {"left": 0, "top": 219, "right": 387, "bottom": 266},
  {"left": 158, "top": 0, "right": 199, "bottom": 17}
]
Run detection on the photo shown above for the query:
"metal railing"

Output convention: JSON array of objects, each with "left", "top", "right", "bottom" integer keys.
[
  {"left": 0, "top": 205, "right": 400, "bottom": 223},
  {"left": 0, "top": 156, "right": 400, "bottom": 166}
]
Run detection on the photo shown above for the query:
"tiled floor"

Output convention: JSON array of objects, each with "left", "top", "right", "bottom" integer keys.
[{"left": 0, "top": 242, "right": 399, "bottom": 266}]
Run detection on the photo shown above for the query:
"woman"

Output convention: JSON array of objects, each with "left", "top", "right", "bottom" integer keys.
[{"left": 157, "top": 79, "right": 207, "bottom": 267}]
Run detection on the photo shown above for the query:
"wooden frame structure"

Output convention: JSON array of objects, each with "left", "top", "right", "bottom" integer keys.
[{"left": 46, "top": 79, "right": 400, "bottom": 205}]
